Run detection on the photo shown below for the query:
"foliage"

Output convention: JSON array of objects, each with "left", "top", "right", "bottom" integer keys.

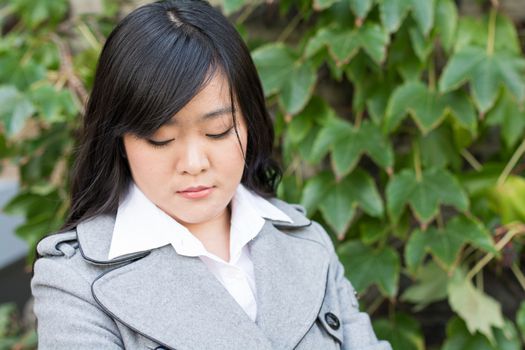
[
  {"left": 1, "top": 0, "right": 525, "bottom": 348},
  {"left": 0, "top": 303, "right": 36, "bottom": 350}
]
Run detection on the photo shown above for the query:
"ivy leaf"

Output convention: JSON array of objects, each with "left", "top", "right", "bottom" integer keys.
[
  {"left": 434, "top": 0, "right": 458, "bottom": 53},
  {"left": 279, "top": 60, "right": 317, "bottom": 115},
  {"left": 349, "top": 0, "right": 374, "bottom": 20},
  {"left": 314, "top": 118, "right": 394, "bottom": 178},
  {"left": 439, "top": 46, "right": 525, "bottom": 113},
  {"left": 313, "top": 0, "right": 340, "bottom": 11},
  {"left": 455, "top": 14, "right": 521, "bottom": 55},
  {"left": 418, "top": 125, "right": 461, "bottom": 169},
  {"left": 300, "top": 170, "right": 333, "bottom": 216},
  {"left": 384, "top": 82, "right": 477, "bottom": 136},
  {"left": 448, "top": 270, "right": 505, "bottom": 344},
  {"left": 373, "top": 313, "right": 425, "bottom": 350},
  {"left": 486, "top": 90, "right": 525, "bottom": 149},
  {"left": 487, "top": 175, "right": 525, "bottom": 224},
  {"left": 400, "top": 261, "right": 448, "bottom": 310},
  {"left": 442, "top": 317, "right": 521, "bottom": 350},
  {"left": 405, "top": 216, "right": 496, "bottom": 273},
  {"left": 0, "top": 85, "right": 36, "bottom": 137},
  {"left": 384, "top": 81, "right": 448, "bottom": 134},
  {"left": 221, "top": 0, "right": 247, "bottom": 15},
  {"left": 359, "top": 218, "right": 389, "bottom": 245},
  {"left": 29, "top": 84, "right": 78, "bottom": 123},
  {"left": 386, "top": 168, "right": 469, "bottom": 225},
  {"left": 304, "top": 23, "right": 389, "bottom": 66},
  {"left": 338, "top": 240, "right": 400, "bottom": 297},
  {"left": 252, "top": 43, "right": 296, "bottom": 96},
  {"left": 317, "top": 169, "right": 383, "bottom": 238},
  {"left": 379, "top": 0, "right": 435, "bottom": 36},
  {"left": 12, "top": 0, "right": 68, "bottom": 28}
]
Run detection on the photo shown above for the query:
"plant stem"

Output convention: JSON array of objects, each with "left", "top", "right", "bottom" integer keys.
[
  {"left": 236, "top": 0, "right": 259, "bottom": 25},
  {"left": 460, "top": 149, "right": 483, "bottom": 171},
  {"left": 487, "top": 8, "right": 497, "bottom": 56},
  {"left": 497, "top": 137, "right": 525, "bottom": 186},
  {"left": 278, "top": 12, "right": 302, "bottom": 43},
  {"left": 414, "top": 141, "right": 422, "bottom": 182},
  {"left": 511, "top": 263, "right": 525, "bottom": 292},
  {"left": 366, "top": 295, "right": 385, "bottom": 315},
  {"left": 428, "top": 55, "right": 436, "bottom": 92},
  {"left": 466, "top": 225, "right": 525, "bottom": 280}
]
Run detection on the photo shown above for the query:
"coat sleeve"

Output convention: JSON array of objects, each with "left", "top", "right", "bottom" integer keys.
[
  {"left": 312, "top": 221, "right": 392, "bottom": 350},
  {"left": 31, "top": 255, "right": 125, "bottom": 349}
]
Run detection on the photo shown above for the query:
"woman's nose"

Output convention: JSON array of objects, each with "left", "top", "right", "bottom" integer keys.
[{"left": 176, "top": 139, "right": 210, "bottom": 175}]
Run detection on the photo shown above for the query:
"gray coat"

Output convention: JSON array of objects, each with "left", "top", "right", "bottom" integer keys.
[{"left": 31, "top": 198, "right": 392, "bottom": 350}]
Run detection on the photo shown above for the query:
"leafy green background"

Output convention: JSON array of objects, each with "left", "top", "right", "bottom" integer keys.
[{"left": 1, "top": 0, "right": 525, "bottom": 349}]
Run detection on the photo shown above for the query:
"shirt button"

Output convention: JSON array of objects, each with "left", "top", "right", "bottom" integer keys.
[{"left": 324, "top": 312, "right": 340, "bottom": 330}]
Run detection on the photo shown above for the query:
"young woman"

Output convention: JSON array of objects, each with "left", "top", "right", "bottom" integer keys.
[{"left": 31, "top": 1, "right": 392, "bottom": 349}]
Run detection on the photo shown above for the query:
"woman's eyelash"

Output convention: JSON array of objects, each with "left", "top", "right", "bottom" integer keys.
[
  {"left": 147, "top": 127, "right": 234, "bottom": 148},
  {"left": 147, "top": 139, "right": 173, "bottom": 148},
  {"left": 207, "top": 127, "right": 233, "bottom": 139}
]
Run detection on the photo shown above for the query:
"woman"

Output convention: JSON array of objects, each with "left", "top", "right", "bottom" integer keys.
[{"left": 31, "top": 1, "right": 392, "bottom": 349}]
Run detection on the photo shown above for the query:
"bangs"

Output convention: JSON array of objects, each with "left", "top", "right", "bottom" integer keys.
[{"left": 106, "top": 7, "right": 222, "bottom": 138}]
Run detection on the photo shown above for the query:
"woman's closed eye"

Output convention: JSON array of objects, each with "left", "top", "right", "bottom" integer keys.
[
  {"left": 146, "top": 127, "right": 234, "bottom": 148},
  {"left": 207, "top": 126, "right": 234, "bottom": 139}
]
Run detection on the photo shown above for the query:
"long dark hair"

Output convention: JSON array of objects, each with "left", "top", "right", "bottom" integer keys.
[{"left": 61, "top": 0, "right": 281, "bottom": 231}]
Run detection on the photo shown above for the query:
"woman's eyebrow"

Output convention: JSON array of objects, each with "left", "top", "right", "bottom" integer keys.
[{"left": 166, "top": 106, "right": 233, "bottom": 125}]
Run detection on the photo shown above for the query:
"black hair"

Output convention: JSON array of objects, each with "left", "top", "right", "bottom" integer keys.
[{"left": 60, "top": 0, "right": 281, "bottom": 231}]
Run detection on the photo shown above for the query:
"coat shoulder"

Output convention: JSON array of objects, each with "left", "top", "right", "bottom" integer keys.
[
  {"left": 268, "top": 198, "right": 335, "bottom": 254},
  {"left": 36, "top": 229, "right": 80, "bottom": 259}
]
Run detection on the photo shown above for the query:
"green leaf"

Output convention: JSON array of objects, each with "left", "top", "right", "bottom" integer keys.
[
  {"left": 379, "top": 0, "right": 434, "bottom": 35},
  {"left": 487, "top": 175, "right": 525, "bottom": 224},
  {"left": 221, "top": 0, "right": 247, "bottom": 15},
  {"left": 373, "top": 313, "right": 425, "bottom": 350},
  {"left": 279, "top": 61, "right": 317, "bottom": 115},
  {"left": 300, "top": 170, "right": 333, "bottom": 216},
  {"left": 338, "top": 240, "right": 400, "bottom": 297},
  {"left": 378, "top": 0, "right": 412, "bottom": 33},
  {"left": 384, "top": 81, "right": 448, "bottom": 135},
  {"left": 439, "top": 46, "right": 525, "bottom": 113},
  {"left": 252, "top": 43, "right": 296, "bottom": 96},
  {"left": 313, "top": 0, "right": 340, "bottom": 10},
  {"left": 410, "top": 0, "right": 435, "bottom": 36},
  {"left": 359, "top": 218, "right": 389, "bottom": 245},
  {"left": 486, "top": 90, "right": 525, "bottom": 149},
  {"left": 386, "top": 168, "right": 469, "bottom": 225},
  {"left": 443, "top": 317, "right": 521, "bottom": 350},
  {"left": 455, "top": 14, "right": 521, "bottom": 55},
  {"left": 400, "top": 261, "right": 448, "bottom": 310},
  {"left": 434, "top": 0, "right": 458, "bottom": 52},
  {"left": 0, "top": 85, "right": 36, "bottom": 137},
  {"left": 349, "top": 0, "right": 374, "bottom": 20},
  {"left": 315, "top": 118, "right": 394, "bottom": 178},
  {"left": 318, "top": 169, "right": 384, "bottom": 238},
  {"left": 29, "top": 84, "right": 78, "bottom": 123},
  {"left": 418, "top": 125, "right": 461, "bottom": 169},
  {"left": 448, "top": 270, "right": 505, "bottom": 344},
  {"left": 12, "top": 0, "right": 68, "bottom": 28},
  {"left": 405, "top": 215, "right": 495, "bottom": 273},
  {"left": 304, "top": 23, "right": 389, "bottom": 66}
]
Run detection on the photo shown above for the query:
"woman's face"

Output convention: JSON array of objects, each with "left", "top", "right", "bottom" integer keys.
[{"left": 123, "top": 71, "right": 248, "bottom": 229}]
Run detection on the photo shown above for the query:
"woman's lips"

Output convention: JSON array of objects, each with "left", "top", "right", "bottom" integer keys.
[{"left": 177, "top": 187, "right": 213, "bottom": 199}]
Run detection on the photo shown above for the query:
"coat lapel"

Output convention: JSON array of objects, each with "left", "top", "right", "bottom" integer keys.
[{"left": 77, "top": 199, "right": 329, "bottom": 350}]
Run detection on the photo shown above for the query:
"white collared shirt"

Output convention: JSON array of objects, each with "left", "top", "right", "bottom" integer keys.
[{"left": 108, "top": 182, "right": 293, "bottom": 322}]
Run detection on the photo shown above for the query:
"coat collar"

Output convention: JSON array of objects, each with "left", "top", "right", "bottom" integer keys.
[
  {"left": 76, "top": 197, "right": 311, "bottom": 264},
  {"left": 77, "top": 199, "right": 327, "bottom": 350}
]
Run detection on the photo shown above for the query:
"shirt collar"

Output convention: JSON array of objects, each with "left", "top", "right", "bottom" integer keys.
[{"left": 107, "top": 182, "right": 292, "bottom": 262}]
